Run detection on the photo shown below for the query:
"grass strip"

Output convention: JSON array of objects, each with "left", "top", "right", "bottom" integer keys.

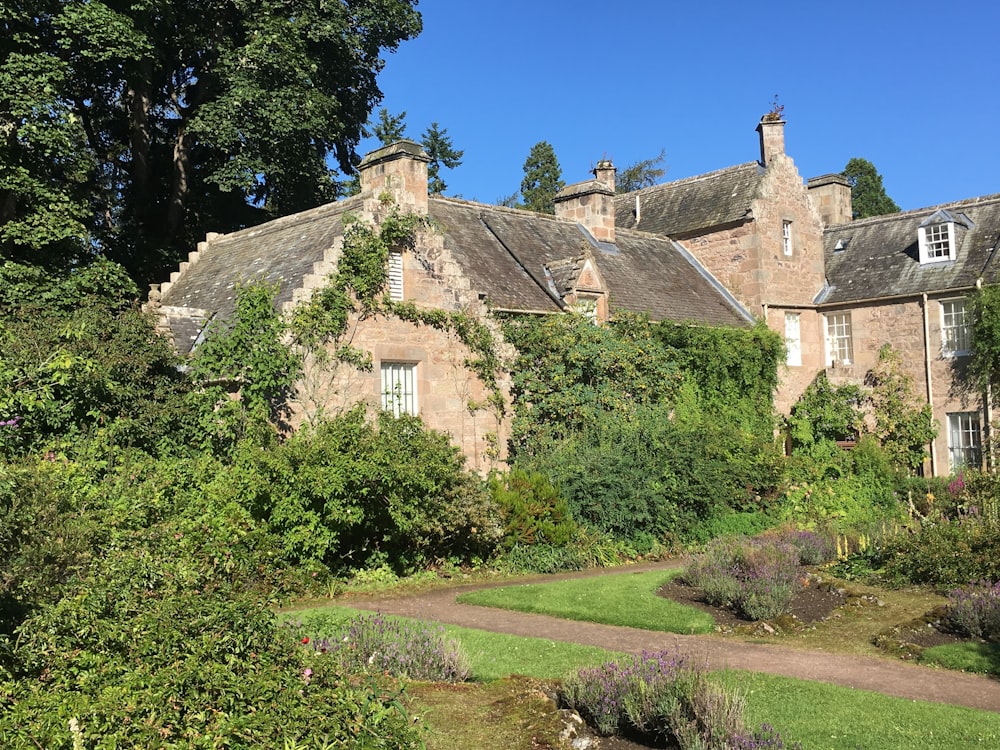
[
  {"left": 286, "top": 604, "right": 1000, "bottom": 749},
  {"left": 455, "top": 569, "right": 714, "bottom": 634}
]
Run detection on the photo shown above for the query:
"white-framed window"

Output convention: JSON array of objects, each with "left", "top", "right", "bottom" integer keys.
[
  {"left": 782, "top": 220, "right": 793, "bottom": 256},
  {"left": 784, "top": 312, "right": 801, "bottom": 366},
  {"left": 941, "top": 298, "right": 971, "bottom": 357},
  {"left": 387, "top": 250, "right": 404, "bottom": 301},
  {"left": 918, "top": 221, "right": 955, "bottom": 263},
  {"left": 380, "top": 361, "right": 417, "bottom": 416},
  {"left": 948, "top": 411, "right": 982, "bottom": 470},
  {"left": 825, "top": 312, "right": 853, "bottom": 366}
]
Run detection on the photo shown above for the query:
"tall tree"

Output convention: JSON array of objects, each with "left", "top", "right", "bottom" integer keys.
[
  {"left": 520, "top": 141, "right": 564, "bottom": 214},
  {"left": 615, "top": 149, "right": 667, "bottom": 193},
  {"left": 420, "top": 122, "right": 463, "bottom": 195},
  {"left": 0, "top": 0, "right": 421, "bottom": 285},
  {"left": 371, "top": 108, "right": 408, "bottom": 145},
  {"left": 841, "top": 158, "right": 900, "bottom": 219}
]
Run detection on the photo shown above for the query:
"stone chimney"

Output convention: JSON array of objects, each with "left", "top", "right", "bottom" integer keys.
[
  {"left": 756, "top": 115, "right": 786, "bottom": 167},
  {"left": 554, "top": 178, "right": 616, "bottom": 243},
  {"left": 357, "top": 140, "right": 430, "bottom": 216},
  {"left": 807, "top": 174, "right": 853, "bottom": 226},
  {"left": 593, "top": 159, "right": 616, "bottom": 191}
]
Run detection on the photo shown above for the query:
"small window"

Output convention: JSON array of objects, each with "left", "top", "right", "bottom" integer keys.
[
  {"left": 782, "top": 221, "right": 793, "bottom": 256},
  {"left": 825, "top": 312, "right": 853, "bottom": 366},
  {"left": 918, "top": 215, "right": 956, "bottom": 264},
  {"left": 387, "top": 250, "right": 404, "bottom": 301},
  {"left": 380, "top": 361, "right": 417, "bottom": 416},
  {"left": 948, "top": 412, "right": 981, "bottom": 470},
  {"left": 941, "top": 298, "right": 971, "bottom": 357},
  {"left": 784, "top": 312, "right": 801, "bottom": 366}
]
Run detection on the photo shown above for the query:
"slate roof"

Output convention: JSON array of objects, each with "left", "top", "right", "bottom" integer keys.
[
  {"left": 156, "top": 194, "right": 752, "bottom": 353},
  {"left": 431, "top": 198, "right": 751, "bottom": 326},
  {"left": 158, "top": 197, "right": 360, "bottom": 353},
  {"left": 614, "top": 162, "right": 765, "bottom": 238},
  {"left": 820, "top": 195, "right": 1000, "bottom": 305}
]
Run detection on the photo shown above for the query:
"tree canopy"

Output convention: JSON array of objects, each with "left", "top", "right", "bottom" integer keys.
[
  {"left": 0, "top": 0, "right": 422, "bottom": 285},
  {"left": 420, "top": 122, "right": 463, "bottom": 195},
  {"left": 615, "top": 149, "right": 667, "bottom": 193},
  {"left": 841, "top": 157, "right": 900, "bottom": 219},
  {"left": 519, "top": 141, "right": 564, "bottom": 214}
]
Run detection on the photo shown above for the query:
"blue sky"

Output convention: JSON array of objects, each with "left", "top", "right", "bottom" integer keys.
[{"left": 360, "top": 0, "right": 1000, "bottom": 212}]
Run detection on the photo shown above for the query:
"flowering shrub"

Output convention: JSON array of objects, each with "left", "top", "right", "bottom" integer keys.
[
  {"left": 764, "top": 527, "right": 836, "bottom": 566},
  {"left": 560, "top": 650, "right": 801, "bottom": 749},
  {"left": 682, "top": 536, "right": 804, "bottom": 621},
  {"left": 303, "top": 612, "right": 470, "bottom": 682},
  {"left": 946, "top": 581, "right": 1000, "bottom": 642}
]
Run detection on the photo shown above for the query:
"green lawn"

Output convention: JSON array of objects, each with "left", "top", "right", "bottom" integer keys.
[
  {"left": 455, "top": 569, "right": 715, "bottom": 634},
  {"left": 286, "top": 602, "right": 1000, "bottom": 749}
]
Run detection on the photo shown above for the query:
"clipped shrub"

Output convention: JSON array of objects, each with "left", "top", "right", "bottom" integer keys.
[
  {"left": 683, "top": 537, "right": 804, "bottom": 621},
  {"left": 687, "top": 511, "right": 775, "bottom": 544},
  {"left": 946, "top": 581, "right": 1000, "bottom": 641},
  {"left": 302, "top": 612, "right": 470, "bottom": 682}
]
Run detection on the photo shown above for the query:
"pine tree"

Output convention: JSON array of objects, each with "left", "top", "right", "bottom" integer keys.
[
  {"left": 520, "top": 141, "right": 564, "bottom": 214},
  {"left": 371, "top": 109, "right": 408, "bottom": 145},
  {"left": 842, "top": 158, "right": 901, "bottom": 219},
  {"left": 420, "top": 122, "right": 463, "bottom": 195},
  {"left": 615, "top": 149, "right": 667, "bottom": 193}
]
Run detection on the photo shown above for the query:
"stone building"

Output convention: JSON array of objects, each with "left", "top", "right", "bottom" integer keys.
[
  {"left": 150, "top": 141, "right": 751, "bottom": 472},
  {"left": 152, "top": 117, "right": 1000, "bottom": 476},
  {"left": 614, "top": 117, "right": 1000, "bottom": 475}
]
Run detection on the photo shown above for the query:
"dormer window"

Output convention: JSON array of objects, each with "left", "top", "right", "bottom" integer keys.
[{"left": 918, "top": 209, "right": 971, "bottom": 265}]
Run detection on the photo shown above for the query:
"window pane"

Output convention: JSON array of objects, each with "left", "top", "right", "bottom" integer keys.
[
  {"left": 948, "top": 412, "right": 981, "bottom": 470},
  {"left": 941, "top": 299, "right": 970, "bottom": 355},
  {"left": 381, "top": 362, "right": 417, "bottom": 416},
  {"left": 785, "top": 312, "right": 801, "bottom": 366},
  {"left": 825, "top": 312, "right": 853, "bottom": 365}
]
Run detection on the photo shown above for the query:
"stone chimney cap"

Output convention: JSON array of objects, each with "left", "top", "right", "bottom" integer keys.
[
  {"left": 554, "top": 179, "right": 614, "bottom": 202},
  {"left": 807, "top": 174, "right": 851, "bottom": 188},
  {"left": 358, "top": 139, "right": 430, "bottom": 169}
]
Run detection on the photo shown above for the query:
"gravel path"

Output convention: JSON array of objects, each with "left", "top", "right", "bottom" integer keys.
[{"left": 342, "top": 562, "right": 1000, "bottom": 713}]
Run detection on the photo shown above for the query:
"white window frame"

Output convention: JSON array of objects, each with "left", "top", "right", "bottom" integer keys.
[
  {"left": 918, "top": 222, "right": 955, "bottom": 264},
  {"left": 948, "top": 411, "right": 981, "bottom": 470},
  {"left": 940, "top": 298, "right": 971, "bottom": 357},
  {"left": 387, "top": 250, "right": 404, "bottom": 301},
  {"left": 825, "top": 312, "right": 853, "bottom": 366},
  {"left": 782, "top": 220, "right": 793, "bottom": 256},
  {"left": 784, "top": 312, "right": 801, "bottom": 367},
  {"left": 380, "top": 361, "right": 417, "bottom": 416}
]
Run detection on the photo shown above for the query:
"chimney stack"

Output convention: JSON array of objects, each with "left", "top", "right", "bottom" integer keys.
[
  {"left": 756, "top": 115, "right": 786, "bottom": 167},
  {"left": 593, "top": 159, "right": 616, "bottom": 191},
  {"left": 807, "top": 174, "right": 853, "bottom": 226},
  {"left": 554, "top": 177, "right": 616, "bottom": 243},
  {"left": 357, "top": 140, "right": 430, "bottom": 216}
]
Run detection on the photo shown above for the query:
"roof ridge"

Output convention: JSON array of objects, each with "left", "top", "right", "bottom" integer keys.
[
  {"left": 825, "top": 193, "right": 1000, "bottom": 231},
  {"left": 431, "top": 195, "right": 583, "bottom": 226},
  {"left": 209, "top": 196, "right": 362, "bottom": 245},
  {"left": 621, "top": 161, "right": 762, "bottom": 197}
]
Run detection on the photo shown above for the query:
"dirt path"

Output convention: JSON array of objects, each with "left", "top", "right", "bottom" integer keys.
[{"left": 341, "top": 562, "right": 1000, "bottom": 713}]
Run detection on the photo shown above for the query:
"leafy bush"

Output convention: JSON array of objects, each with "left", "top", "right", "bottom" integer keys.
[
  {"left": 500, "top": 543, "right": 587, "bottom": 574},
  {"left": 489, "top": 467, "right": 577, "bottom": 549},
  {"left": 300, "top": 612, "right": 470, "bottom": 682},
  {"left": 881, "top": 516, "right": 1000, "bottom": 586},
  {"left": 682, "top": 537, "right": 804, "bottom": 621},
  {"left": 1, "top": 593, "right": 424, "bottom": 749},
  {"left": 560, "top": 650, "right": 801, "bottom": 749},
  {"left": 946, "top": 581, "right": 1000, "bottom": 641},
  {"left": 687, "top": 511, "right": 776, "bottom": 544}
]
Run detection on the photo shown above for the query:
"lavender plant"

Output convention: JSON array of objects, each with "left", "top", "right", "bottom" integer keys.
[
  {"left": 302, "top": 612, "right": 470, "bottom": 682},
  {"left": 766, "top": 527, "right": 836, "bottom": 566},
  {"left": 560, "top": 650, "right": 801, "bottom": 749},
  {"left": 946, "top": 581, "right": 1000, "bottom": 642},
  {"left": 682, "top": 536, "right": 805, "bottom": 621}
]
